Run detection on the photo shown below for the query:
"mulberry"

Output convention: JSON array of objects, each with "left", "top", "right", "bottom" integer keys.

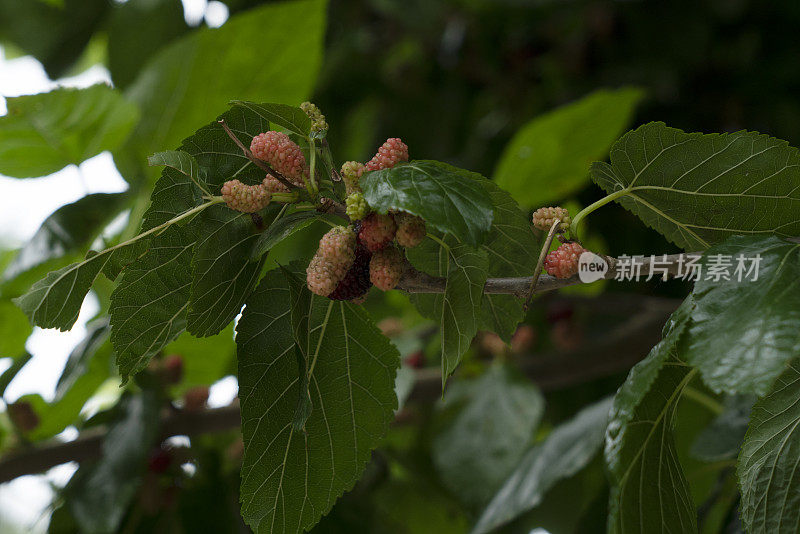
[
  {"left": 532, "top": 206, "right": 571, "bottom": 232},
  {"left": 263, "top": 174, "right": 290, "bottom": 194},
  {"left": 394, "top": 212, "right": 426, "bottom": 248},
  {"left": 364, "top": 138, "right": 409, "bottom": 171},
  {"left": 543, "top": 242, "right": 586, "bottom": 279},
  {"left": 329, "top": 243, "right": 372, "bottom": 301},
  {"left": 346, "top": 192, "right": 369, "bottom": 221},
  {"left": 221, "top": 179, "right": 271, "bottom": 213},
  {"left": 306, "top": 226, "right": 357, "bottom": 297},
  {"left": 300, "top": 101, "right": 328, "bottom": 134},
  {"left": 369, "top": 245, "right": 404, "bottom": 291},
  {"left": 250, "top": 131, "right": 308, "bottom": 185},
  {"left": 358, "top": 212, "right": 397, "bottom": 252},
  {"left": 341, "top": 161, "right": 365, "bottom": 194}
]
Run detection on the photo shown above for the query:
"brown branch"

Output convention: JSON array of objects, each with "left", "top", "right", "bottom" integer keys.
[
  {"left": 218, "top": 120, "right": 302, "bottom": 192},
  {"left": 398, "top": 252, "right": 697, "bottom": 297}
]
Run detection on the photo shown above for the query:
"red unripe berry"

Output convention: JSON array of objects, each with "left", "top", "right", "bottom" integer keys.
[
  {"left": 369, "top": 246, "right": 404, "bottom": 291},
  {"left": 221, "top": 179, "right": 270, "bottom": 213},
  {"left": 358, "top": 213, "right": 397, "bottom": 252},
  {"left": 403, "top": 351, "right": 425, "bottom": 369},
  {"left": 543, "top": 242, "right": 586, "bottom": 279},
  {"left": 394, "top": 212, "right": 426, "bottom": 248},
  {"left": 364, "top": 138, "right": 409, "bottom": 171},
  {"left": 250, "top": 131, "right": 308, "bottom": 185}
]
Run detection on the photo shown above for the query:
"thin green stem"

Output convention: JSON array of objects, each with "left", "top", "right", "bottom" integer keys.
[
  {"left": 426, "top": 233, "right": 451, "bottom": 253},
  {"left": 682, "top": 386, "right": 724, "bottom": 415},
  {"left": 111, "top": 198, "right": 224, "bottom": 250},
  {"left": 570, "top": 188, "right": 630, "bottom": 236},
  {"left": 307, "top": 139, "right": 319, "bottom": 197}
]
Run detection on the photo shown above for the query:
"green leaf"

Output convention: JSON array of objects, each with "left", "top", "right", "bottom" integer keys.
[
  {"left": 591, "top": 122, "right": 800, "bottom": 250},
  {"left": 0, "top": 85, "right": 138, "bottom": 178},
  {"left": 473, "top": 396, "right": 613, "bottom": 534},
  {"left": 231, "top": 101, "right": 313, "bottom": 138},
  {"left": 13, "top": 239, "right": 146, "bottom": 331},
  {"left": 251, "top": 211, "right": 334, "bottom": 259},
  {"left": 690, "top": 394, "right": 754, "bottom": 463},
  {"left": 605, "top": 299, "right": 698, "bottom": 534},
  {"left": 0, "top": 0, "right": 108, "bottom": 78},
  {"left": 361, "top": 160, "right": 494, "bottom": 247},
  {"left": 66, "top": 391, "right": 161, "bottom": 534},
  {"left": 476, "top": 180, "right": 538, "bottom": 340},
  {"left": 147, "top": 150, "right": 211, "bottom": 195},
  {"left": 738, "top": 360, "right": 800, "bottom": 534},
  {"left": 29, "top": 320, "right": 112, "bottom": 440},
  {"left": 0, "top": 353, "right": 32, "bottom": 397},
  {"left": 432, "top": 364, "right": 544, "bottom": 506},
  {"left": 186, "top": 205, "right": 268, "bottom": 337},
  {"left": 236, "top": 269, "right": 399, "bottom": 533},
  {"left": 494, "top": 87, "right": 643, "bottom": 207},
  {"left": 110, "top": 225, "right": 195, "bottom": 381},
  {"left": 3, "top": 193, "right": 128, "bottom": 282},
  {"left": 407, "top": 176, "right": 536, "bottom": 341},
  {"left": 107, "top": 0, "right": 188, "bottom": 89},
  {"left": 0, "top": 300, "right": 32, "bottom": 358},
  {"left": 685, "top": 235, "right": 800, "bottom": 395},
  {"left": 280, "top": 265, "right": 313, "bottom": 431},
  {"left": 122, "top": 0, "right": 327, "bottom": 181}
]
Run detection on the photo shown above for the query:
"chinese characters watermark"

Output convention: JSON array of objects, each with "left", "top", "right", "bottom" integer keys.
[{"left": 613, "top": 253, "right": 762, "bottom": 282}]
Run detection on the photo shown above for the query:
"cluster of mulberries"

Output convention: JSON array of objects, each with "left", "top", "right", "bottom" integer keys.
[
  {"left": 365, "top": 138, "right": 409, "bottom": 171},
  {"left": 304, "top": 137, "right": 425, "bottom": 299},
  {"left": 250, "top": 131, "right": 309, "bottom": 187},
  {"left": 543, "top": 242, "right": 586, "bottom": 279},
  {"left": 221, "top": 179, "right": 271, "bottom": 213},
  {"left": 532, "top": 206, "right": 571, "bottom": 232}
]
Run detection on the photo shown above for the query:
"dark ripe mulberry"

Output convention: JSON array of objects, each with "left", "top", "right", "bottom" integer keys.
[{"left": 328, "top": 243, "right": 373, "bottom": 301}]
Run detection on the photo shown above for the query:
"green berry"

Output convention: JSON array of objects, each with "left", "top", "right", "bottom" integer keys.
[{"left": 346, "top": 192, "right": 369, "bottom": 220}]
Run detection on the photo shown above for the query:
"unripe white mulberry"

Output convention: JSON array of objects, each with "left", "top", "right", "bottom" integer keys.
[
  {"left": 221, "top": 179, "right": 271, "bottom": 213},
  {"left": 543, "top": 242, "right": 586, "bottom": 279},
  {"left": 532, "top": 206, "right": 571, "bottom": 232},
  {"left": 250, "top": 131, "right": 308, "bottom": 185}
]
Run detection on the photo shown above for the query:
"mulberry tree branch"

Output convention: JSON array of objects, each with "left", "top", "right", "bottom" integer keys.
[{"left": 398, "top": 252, "right": 696, "bottom": 298}]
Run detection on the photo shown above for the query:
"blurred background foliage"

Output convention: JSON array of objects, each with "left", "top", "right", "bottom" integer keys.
[{"left": 0, "top": 0, "right": 795, "bottom": 532}]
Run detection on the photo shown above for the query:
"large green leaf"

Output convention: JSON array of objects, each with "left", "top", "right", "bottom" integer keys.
[
  {"left": 13, "top": 238, "right": 146, "bottom": 331},
  {"left": 122, "top": 0, "right": 327, "bottom": 181},
  {"left": 411, "top": 244, "right": 488, "bottom": 385},
  {"left": 186, "top": 205, "right": 267, "bottom": 337},
  {"left": 236, "top": 269, "right": 399, "bottom": 533},
  {"left": 605, "top": 299, "right": 698, "bottom": 533},
  {"left": 361, "top": 160, "right": 494, "bottom": 247},
  {"left": 590, "top": 122, "right": 800, "bottom": 250},
  {"left": 0, "top": 85, "right": 139, "bottom": 178},
  {"left": 0, "top": 300, "right": 32, "bottom": 358},
  {"left": 494, "top": 88, "right": 643, "bottom": 207},
  {"left": 407, "top": 177, "right": 536, "bottom": 342},
  {"left": 0, "top": 0, "right": 108, "bottom": 78},
  {"left": 3, "top": 193, "right": 129, "bottom": 282},
  {"left": 231, "top": 101, "right": 313, "bottom": 138},
  {"left": 690, "top": 394, "right": 754, "bottom": 463},
  {"left": 686, "top": 235, "right": 800, "bottom": 395},
  {"left": 110, "top": 225, "right": 195, "bottom": 381},
  {"left": 473, "top": 396, "right": 613, "bottom": 534},
  {"left": 107, "top": 0, "right": 188, "bottom": 89},
  {"left": 66, "top": 391, "right": 161, "bottom": 534},
  {"left": 738, "top": 360, "right": 800, "bottom": 534},
  {"left": 432, "top": 364, "right": 544, "bottom": 507}
]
